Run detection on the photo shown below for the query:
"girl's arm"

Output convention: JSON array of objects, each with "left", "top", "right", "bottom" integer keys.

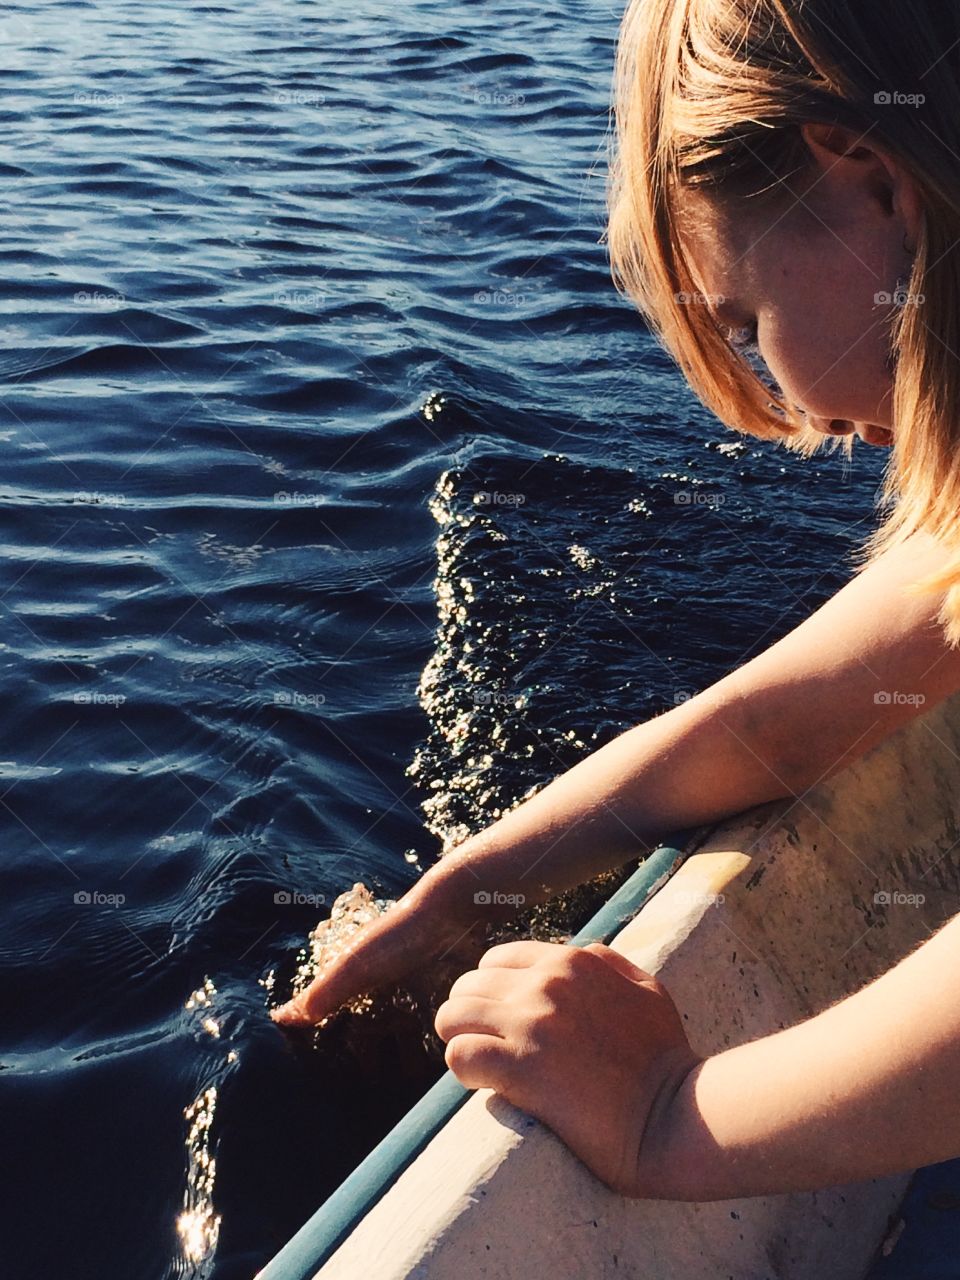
[
  {"left": 274, "top": 530, "right": 960, "bottom": 1026},
  {"left": 640, "top": 908, "right": 960, "bottom": 1199},
  {"left": 436, "top": 916, "right": 960, "bottom": 1202},
  {"left": 432, "top": 525, "right": 960, "bottom": 909}
]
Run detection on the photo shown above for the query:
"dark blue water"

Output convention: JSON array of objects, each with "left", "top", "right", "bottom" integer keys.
[{"left": 0, "top": 0, "right": 889, "bottom": 1275}]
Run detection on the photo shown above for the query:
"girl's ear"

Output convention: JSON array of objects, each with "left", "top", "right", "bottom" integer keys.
[
  {"left": 800, "top": 121, "right": 872, "bottom": 164},
  {"left": 800, "top": 121, "right": 924, "bottom": 245}
]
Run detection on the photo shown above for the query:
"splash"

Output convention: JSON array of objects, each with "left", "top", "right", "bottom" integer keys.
[
  {"left": 405, "top": 465, "right": 631, "bottom": 940},
  {"left": 301, "top": 882, "right": 395, "bottom": 978},
  {"left": 269, "top": 462, "right": 644, "bottom": 1027},
  {"left": 568, "top": 543, "right": 598, "bottom": 572},
  {"left": 407, "top": 469, "right": 540, "bottom": 854}
]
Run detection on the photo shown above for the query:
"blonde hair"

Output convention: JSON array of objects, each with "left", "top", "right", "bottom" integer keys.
[{"left": 606, "top": 0, "right": 960, "bottom": 646}]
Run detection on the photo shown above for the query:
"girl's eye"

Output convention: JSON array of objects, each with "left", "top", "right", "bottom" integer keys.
[
  {"left": 726, "top": 321, "right": 758, "bottom": 352},
  {"left": 725, "top": 320, "right": 781, "bottom": 396}
]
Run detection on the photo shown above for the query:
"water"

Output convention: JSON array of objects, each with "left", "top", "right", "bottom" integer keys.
[{"left": 0, "top": 0, "right": 889, "bottom": 1275}]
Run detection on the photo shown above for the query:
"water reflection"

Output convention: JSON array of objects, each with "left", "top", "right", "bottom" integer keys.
[
  {"left": 176, "top": 1085, "right": 221, "bottom": 1269},
  {"left": 177, "top": 979, "right": 232, "bottom": 1273}
]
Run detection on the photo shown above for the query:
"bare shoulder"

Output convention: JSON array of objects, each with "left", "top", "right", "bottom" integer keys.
[
  {"left": 846, "top": 528, "right": 960, "bottom": 655},
  {"left": 709, "top": 528, "right": 960, "bottom": 789}
]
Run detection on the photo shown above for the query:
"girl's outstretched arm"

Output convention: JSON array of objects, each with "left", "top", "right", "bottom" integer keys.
[{"left": 274, "top": 529, "right": 960, "bottom": 1027}]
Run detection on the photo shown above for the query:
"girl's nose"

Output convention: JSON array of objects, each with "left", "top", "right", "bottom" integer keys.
[
  {"left": 808, "top": 417, "right": 855, "bottom": 436},
  {"left": 804, "top": 416, "right": 893, "bottom": 446}
]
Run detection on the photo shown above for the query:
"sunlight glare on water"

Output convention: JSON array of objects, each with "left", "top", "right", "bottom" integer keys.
[{"left": 176, "top": 1084, "right": 222, "bottom": 1268}]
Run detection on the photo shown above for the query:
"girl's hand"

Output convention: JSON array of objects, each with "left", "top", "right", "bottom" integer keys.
[
  {"left": 270, "top": 866, "right": 488, "bottom": 1027},
  {"left": 434, "top": 940, "right": 701, "bottom": 1198}
]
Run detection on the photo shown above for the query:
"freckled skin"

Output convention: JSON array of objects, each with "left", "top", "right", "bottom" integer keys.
[{"left": 674, "top": 122, "right": 926, "bottom": 448}]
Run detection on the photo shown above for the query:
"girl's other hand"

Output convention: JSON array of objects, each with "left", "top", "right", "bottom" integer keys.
[{"left": 434, "top": 940, "right": 701, "bottom": 1198}]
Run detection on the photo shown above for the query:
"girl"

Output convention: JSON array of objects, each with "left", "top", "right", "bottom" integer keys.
[{"left": 274, "top": 0, "right": 960, "bottom": 1200}]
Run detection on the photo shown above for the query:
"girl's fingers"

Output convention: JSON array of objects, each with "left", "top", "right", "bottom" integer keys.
[
  {"left": 477, "top": 939, "right": 559, "bottom": 969},
  {"left": 270, "top": 964, "right": 354, "bottom": 1026},
  {"left": 441, "top": 1031, "right": 513, "bottom": 1092},
  {"left": 271, "top": 928, "right": 390, "bottom": 1025},
  {"left": 435, "top": 995, "right": 507, "bottom": 1043},
  {"left": 579, "top": 941, "right": 658, "bottom": 986},
  {"left": 271, "top": 898, "right": 468, "bottom": 1027},
  {"left": 447, "top": 967, "right": 515, "bottom": 1000}
]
